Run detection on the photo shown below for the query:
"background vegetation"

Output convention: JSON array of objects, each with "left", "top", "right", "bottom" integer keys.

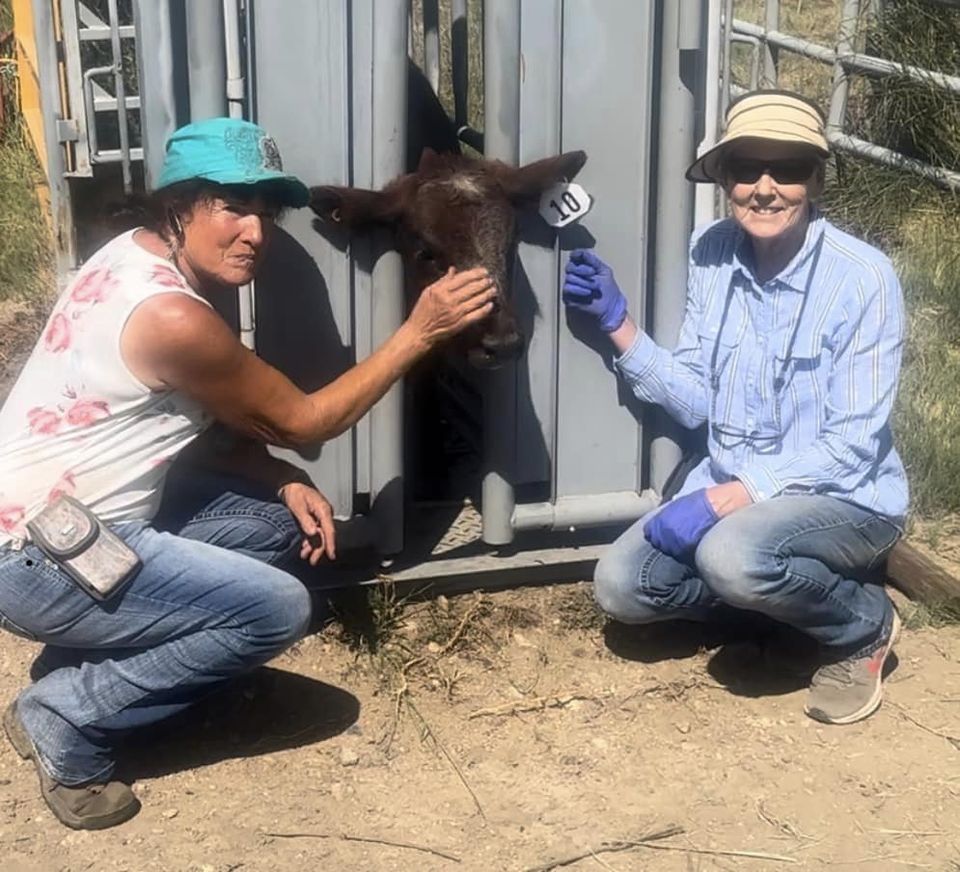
[{"left": 0, "top": 0, "right": 52, "bottom": 305}]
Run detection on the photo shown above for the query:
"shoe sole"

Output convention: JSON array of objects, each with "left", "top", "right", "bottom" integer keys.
[
  {"left": 45, "top": 789, "right": 142, "bottom": 831},
  {"left": 3, "top": 701, "right": 140, "bottom": 830},
  {"left": 805, "top": 610, "right": 902, "bottom": 726}
]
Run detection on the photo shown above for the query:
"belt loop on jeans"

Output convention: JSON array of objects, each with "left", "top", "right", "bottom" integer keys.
[{"left": 4, "top": 536, "right": 25, "bottom": 552}]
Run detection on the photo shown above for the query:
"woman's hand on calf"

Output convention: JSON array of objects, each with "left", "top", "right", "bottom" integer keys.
[{"left": 407, "top": 267, "right": 497, "bottom": 349}]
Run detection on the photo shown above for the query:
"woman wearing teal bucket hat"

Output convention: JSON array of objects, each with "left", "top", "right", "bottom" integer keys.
[{"left": 0, "top": 117, "right": 495, "bottom": 829}]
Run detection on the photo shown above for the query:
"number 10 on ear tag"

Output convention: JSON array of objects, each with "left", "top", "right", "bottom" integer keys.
[{"left": 539, "top": 181, "right": 593, "bottom": 228}]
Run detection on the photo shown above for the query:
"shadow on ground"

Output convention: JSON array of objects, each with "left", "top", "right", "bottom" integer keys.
[
  {"left": 603, "top": 616, "right": 829, "bottom": 697},
  {"left": 117, "top": 666, "right": 359, "bottom": 781}
]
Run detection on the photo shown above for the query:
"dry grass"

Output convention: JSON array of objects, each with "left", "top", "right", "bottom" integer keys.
[{"left": 0, "top": 0, "right": 54, "bottom": 305}]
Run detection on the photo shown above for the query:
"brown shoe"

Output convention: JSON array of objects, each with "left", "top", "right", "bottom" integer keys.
[{"left": 4, "top": 701, "right": 141, "bottom": 830}]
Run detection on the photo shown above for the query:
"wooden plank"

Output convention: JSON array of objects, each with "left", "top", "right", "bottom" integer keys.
[{"left": 886, "top": 540, "right": 960, "bottom": 604}]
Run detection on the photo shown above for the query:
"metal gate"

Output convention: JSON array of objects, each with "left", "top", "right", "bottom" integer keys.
[
  {"left": 719, "top": 0, "right": 960, "bottom": 191},
  {"left": 19, "top": 0, "right": 710, "bottom": 585}
]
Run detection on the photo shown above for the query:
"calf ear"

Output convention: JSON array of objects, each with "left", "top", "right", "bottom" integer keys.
[
  {"left": 495, "top": 150, "right": 588, "bottom": 205},
  {"left": 308, "top": 183, "right": 405, "bottom": 232}
]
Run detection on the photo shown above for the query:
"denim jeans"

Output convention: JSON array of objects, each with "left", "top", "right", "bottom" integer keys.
[
  {"left": 594, "top": 494, "right": 900, "bottom": 653},
  {"left": 0, "top": 472, "right": 311, "bottom": 785}
]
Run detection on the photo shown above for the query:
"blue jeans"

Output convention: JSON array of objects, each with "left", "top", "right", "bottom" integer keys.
[
  {"left": 594, "top": 494, "right": 899, "bottom": 653},
  {"left": 0, "top": 473, "right": 311, "bottom": 785}
]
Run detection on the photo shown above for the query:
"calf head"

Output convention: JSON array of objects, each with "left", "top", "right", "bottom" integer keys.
[{"left": 309, "top": 149, "right": 587, "bottom": 368}]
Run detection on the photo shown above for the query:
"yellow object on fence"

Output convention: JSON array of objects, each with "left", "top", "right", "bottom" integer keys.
[{"left": 11, "top": 0, "right": 56, "bottom": 221}]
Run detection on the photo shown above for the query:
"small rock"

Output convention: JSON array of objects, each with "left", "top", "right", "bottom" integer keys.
[
  {"left": 436, "top": 595, "right": 450, "bottom": 614},
  {"left": 675, "top": 722, "right": 691, "bottom": 735},
  {"left": 340, "top": 747, "right": 360, "bottom": 767},
  {"left": 162, "top": 808, "right": 179, "bottom": 820},
  {"left": 426, "top": 641, "right": 442, "bottom": 654}
]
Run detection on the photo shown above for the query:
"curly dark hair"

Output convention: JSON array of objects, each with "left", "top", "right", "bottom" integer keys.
[{"left": 105, "top": 180, "right": 291, "bottom": 241}]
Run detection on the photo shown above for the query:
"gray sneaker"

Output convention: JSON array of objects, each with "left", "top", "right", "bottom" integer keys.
[
  {"left": 3, "top": 701, "right": 141, "bottom": 830},
  {"left": 805, "top": 610, "right": 901, "bottom": 725}
]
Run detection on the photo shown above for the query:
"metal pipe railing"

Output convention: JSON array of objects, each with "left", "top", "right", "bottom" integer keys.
[
  {"left": 727, "top": 81, "right": 960, "bottom": 192},
  {"left": 480, "top": 0, "right": 521, "bottom": 546},
  {"left": 81, "top": 65, "right": 115, "bottom": 164},
  {"left": 222, "top": 0, "right": 245, "bottom": 118},
  {"left": 694, "top": 0, "right": 724, "bottom": 226},
  {"left": 451, "top": 0, "right": 469, "bottom": 131},
  {"left": 106, "top": 0, "right": 132, "bottom": 192},
  {"left": 730, "top": 33, "right": 762, "bottom": 89},
  {"left": 827, "top": 0, "right": 861, "bottom": 135},
  {"left": 369, "top": 2, "right": 409, "bottom": 556},
  {"left": 132, "top": 0, "right": 182, "bottom": 190},
  {"left": 733, "top": 20, "right": 960, "bottom": 94},
  {"left": 423, "top": 0, "right": 441, "bottom": 95},
  {"left": 762, "top": 0, "right": 779, "bottom": 86},
  {"left": 730, "top": 15, "right": 960, "bottom": 193},
  {"left": 512, "top": 491, "right": 660, "bottom": 534},
  {"left": 185, "top": 1, "right": 227, "bottom": 120},
  {"left": 220, "top": 0, "right": 255, "bottom": 352},
  {"left": 647, "top": 0, "right": 702, "bottom": 497}
]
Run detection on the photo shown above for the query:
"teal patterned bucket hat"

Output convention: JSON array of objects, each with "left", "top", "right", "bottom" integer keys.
[{"left": 156, "top": 117, "right": 309, "bottom": 208}]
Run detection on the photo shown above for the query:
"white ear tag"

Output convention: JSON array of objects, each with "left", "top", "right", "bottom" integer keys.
[{"left": 539, "top": 181, "right": 593, "bottom": 228}]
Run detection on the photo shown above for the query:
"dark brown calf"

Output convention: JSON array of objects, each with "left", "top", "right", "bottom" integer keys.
[{"left": 309, "top": 148, "right": 587, "bottom": 367}]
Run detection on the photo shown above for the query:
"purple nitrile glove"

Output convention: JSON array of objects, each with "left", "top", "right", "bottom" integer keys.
[
  {"left": 562, "top": 249, "right": 628, "bottom": 333},
  {"left": 644, "top": 489, "right": 719, "bottom": 560}
]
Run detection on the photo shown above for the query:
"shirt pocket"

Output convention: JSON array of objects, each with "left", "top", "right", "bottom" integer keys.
[
  {"left": 698, "top": 324, "right": 740, "bottom": 383},
  {"left": 763, "top": 332, "right": 831, "bottom": 434},
  {"left": 698, "top": 324, "right": 742, "bottom": 425}
]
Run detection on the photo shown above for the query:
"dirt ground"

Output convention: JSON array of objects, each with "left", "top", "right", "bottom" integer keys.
[{"left": 1, "top": 581, "right": 959, "bottom": 872}]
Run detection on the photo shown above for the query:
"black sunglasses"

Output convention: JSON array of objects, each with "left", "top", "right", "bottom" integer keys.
[{"left": 724, "top": 157, "right": 818, "bottom": 185}]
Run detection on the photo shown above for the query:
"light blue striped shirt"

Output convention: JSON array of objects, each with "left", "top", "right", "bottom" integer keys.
[{"left": 617, "top": 209, "right": 908, "bottom": 524}]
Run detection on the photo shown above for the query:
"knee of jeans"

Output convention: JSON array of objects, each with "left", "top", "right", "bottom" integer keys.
[
  {"left": 696, "top": 532, "right": 779, "bottom": 609},
  {"left": 593, "top": 550, "right": 661, "bottom": 624},
  {"left": 251, "top": 507, "right": 302, "bottom": 563},
  {"left": 249, "top": 576, "right": 312, "bottom": 647}
]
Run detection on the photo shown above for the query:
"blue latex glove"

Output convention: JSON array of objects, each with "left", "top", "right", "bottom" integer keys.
[
  {"left": 562, "top": 249, "right": 628, "bottom": 333},
  {"left": 644, "top": 489, "right": 719, "bottom": 560}
]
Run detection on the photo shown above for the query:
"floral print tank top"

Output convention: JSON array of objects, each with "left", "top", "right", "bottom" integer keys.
[{"left": 0, "top": 230, "right": 212, "bottom": 544}]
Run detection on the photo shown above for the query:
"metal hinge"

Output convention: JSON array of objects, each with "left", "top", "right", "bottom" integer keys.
[{"left": 56, "top": 119, "right": 79, "bottom": 143}]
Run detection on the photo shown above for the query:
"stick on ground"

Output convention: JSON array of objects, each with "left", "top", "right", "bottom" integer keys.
[
  {"left": 890, "top": 701, "right": 960, "bottom": 750},
  {"left": 524, "top": 825, "right": 684, "bottom": 872},
  {"left": 263, "top": 830, "right": 461, "bottom": 863},
  {"left": 468, "top": 693, "right": 607, "bottom": 720}
]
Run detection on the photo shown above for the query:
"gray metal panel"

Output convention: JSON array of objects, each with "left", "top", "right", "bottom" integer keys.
[
  {"left": 248, "top": 0, "right": 355, "bottom": 517},
  {"left": 554, "top": 0, "right": 656, "bottom": 497},
  {"left": 351, "top": 0, "right": 375, "bottom": 498},
  {"left": 30, "top": 0, "right": 76, "bottom": 269},
  {"left": 516, "top": 0, "right": 562, "bottom": 490},
  {"left": 185, "top": 0, "right": 227, "bottom": 119},
  {"left": 480, "top": 0, "right": 521, "bottom": 545},
  {"left": 367, "top": 2, "right": 409, "bottom": 554},
  {"left": 648, "top": 0, "right": 703, "bottom": 494},
  {"left": 133, "top": 0, "right": 187, "bottom": 189}
]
